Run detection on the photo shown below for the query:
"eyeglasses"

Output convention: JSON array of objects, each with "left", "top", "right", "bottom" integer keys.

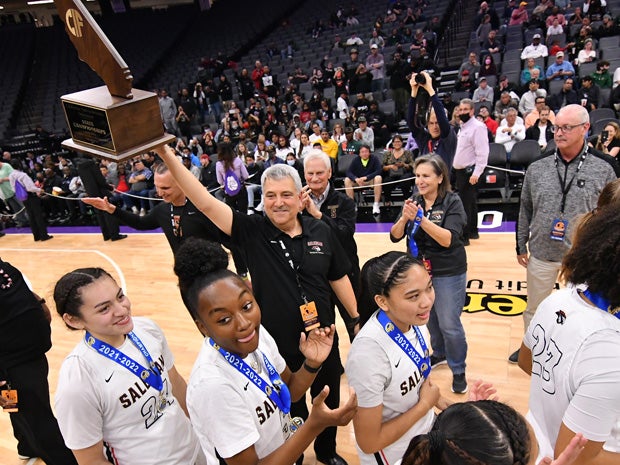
[{"left": 552, "top": 123, "right": 587, "bottom": 134}]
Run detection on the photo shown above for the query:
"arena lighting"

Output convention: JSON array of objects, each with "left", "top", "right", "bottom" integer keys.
[{"left": 27, "top": 0, "right": 55, "bottom": 4}]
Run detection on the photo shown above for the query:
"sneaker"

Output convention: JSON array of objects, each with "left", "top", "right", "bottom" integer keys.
[
  {"left": 430, "top": 354, "right": 447, "bottom": 367},
  {"left": 18, "top": 454, "right": 36, "bottom": 460},
  {"left": 508, "top": 349, "right": 520, "bottom": 364},
  {"left": 131, "top": 206, "right": 139, "bottom": 214},
  {"left": 247, "top": 209, "right": 254, "bottom": 215},
  {"left": 372, "top": 202, "right": 380, "bottom": 215},
  {"left": 255, "top": 202, "right": 264, "bottom": 212},
  {"left": 452, "top": 373, "right": 468, "bottom": 394},
  {"left": 139, "top": 208, "right": 146, "bottom": 216}
]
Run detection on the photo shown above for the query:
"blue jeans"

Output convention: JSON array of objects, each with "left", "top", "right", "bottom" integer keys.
[{"left": 428, "top": 272, "right": 468, "bottom": 375}]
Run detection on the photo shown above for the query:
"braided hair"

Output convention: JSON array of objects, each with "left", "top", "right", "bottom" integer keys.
[
  {"left": 173, "top": 237, "right": 243, "bottom": 321},
  {"left": 53, "top": 268, "right": 114, "bottom": 329},
  {"left": 401, "top": 400, "right": 532, "bottom": 465}
]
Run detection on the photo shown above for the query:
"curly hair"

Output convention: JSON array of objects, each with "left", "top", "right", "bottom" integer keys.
[
  {"left": 401, "top": 400, "right": 531, "bottom": 465},
  {"left": 561, "top": 203, "right": 620, "bottom": 308},
  {"left": 173, "top": 237, "right": 242, "bottom": 320}
]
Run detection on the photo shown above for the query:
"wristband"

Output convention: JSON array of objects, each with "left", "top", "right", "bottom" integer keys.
[
  {"left": 303, "top": 361, "right": 322, "bottom": 374},
  {"left": 346, "top": 315, "right": 360, "bottom": 329}
]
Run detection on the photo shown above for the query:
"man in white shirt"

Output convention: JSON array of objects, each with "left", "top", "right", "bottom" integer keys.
[
  {"left": 495, "top": 108, "right": 526, "bottom": 153},
  {"left": 521, "top": 34, "right": 549, "bottom": 60},
  {"left": 519, "top": 79, "right": 547, "bottom": 117}
]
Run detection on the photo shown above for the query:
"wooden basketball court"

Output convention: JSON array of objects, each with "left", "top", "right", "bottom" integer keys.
[{"left": 0, "top": 230, "right": 533, "bottom": 465}]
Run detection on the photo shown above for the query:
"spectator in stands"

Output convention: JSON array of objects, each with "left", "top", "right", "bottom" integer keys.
[
  {"left": 521, "top": 57, "right": 545, "bottom": 86},
  {"left": 495, "top": 108, "right": 526, "bottom": 153},
  {"left": 525, "top": 96, "right": 556, "bottom": 128},
  {"left": 349, "top": 64, "right": 373, "bottom": 95},
  {"left": 452, "top": 98, "right": 489, "bottom": 243},
  {"left": 592, "top": 60, "right": 612, "bottom": 88},
  {"left": 476, "top": 14, "right": 493, "bottom": 46},
  {"left": 159, "top": 89, "right": 179, "bottom": 136},
  {"left": 369, "top": 29, "right": 385, "bottom": 50},
  {"left": 583, "top": 0, "right": 608, "bottom": 18},
  {"left": 275, "top": 134, "right": 293, "bottom": 160},
  {"left": 338, "top": 127, "right": 363, "bottom": 157},
  {"left": 525, "top": 104, "right": 555, "bottom": 150},
  {"left": 455, "top": 70, "right": 475, "bottom": 97},
  {"left": 547, "top": 17, "right": 565, "bottom": 39},
  {"left": 495, "top": 74, "right": 519, "bottom": 98},
  {"left": 318, "top": 129, "right": 339, "bottom": 161},
  {"left": 475, "top": 1, "right": 501, "bottom": 30},
  {"left": 533, "top": 0, "right": 553, "bottom": 17},
  {"left": 548, "top": 37, "right": 568, "bottom": 58},
  {"left": 495, "top": 90, "right": 520, "bottom": 122},
  {"left": 175, "top": 106, "right": 192, "bottom": 142},
  {"left": 382, "top": 134, "right": 414, "bottom": 203},
  {"left": 567, "top": 25, "right": 594, "bottom": 58},
  {"left": 546, "top": 52, "right": 575, "bottom": 81},
  {"left": 596, "top": 13, "right": 617, "bottom": 37},
  {"left": 344, "top": 144, "right": 383, "bottom": 215},
  {"left": 509, "top": 1, "right": 529, "bottom": 26},
  {"left": 592, "top": 120, "right": 620, "bottom": 157},
  {"left": 569, "top": 6, "right": 586, "bottom": 25},
  {"left": 261, "top": 65, "right": 280, "bottom": 103},
  {"left": 478, "top": 105, "right": 498, "bottom": 136},
  {"left": 331, "top": 124, "right": 346, "bottom": 145},
  {"left": 366, "top": 100, "right": 390, "bottom": 147},
  {"left": 478, "top": 54, "right": 498, "bottom": 78},
  {"left": 353, "top": 116, "right": 375, "bottom": 151},
  {"left": 236, "top": 68, "right": 255, "bottom": 106},
  {"left": 481, "top": 29, "right": 504, "bottom": 58},
  {"left": 366, "top": 44, "right": 385, "bottom": 93},
  {"left": 521, "top": 34, "right": 549, "bottom": 60},
  {"left": 546, "top": 6, "right": 567, "bottom": 27},
  {"left": 458, "top": 52, "right": 480, "bottom": 79},
  {"left": 576, "top": 75, "right": 600, "bottom": 111},
  {"left": 503, "top": 0, "right": 518, "bottom": 24},
  {"left": 345, "top": 32, "right": 364, "bottom": 48},
  {"left": 408, "top": 72, "right": 457, "bottom": 170},
  {"left": 127, "top": 159, "right": 152, "bottom": 216},
  {"left": 387, "top": 51, "right": 411, "bottom": 121},
  {"left": 345, "top": 48, "right": 362, "bottom": 82},
  {"left": 577, "top": 38, "right": 597, "bottom": 64},
  {"left": 520, "top": 79, "right": 547, "bottom": 117},
  {"left": 549, "top": 77, "right": 579, "bottom": 112},
  {"left": 473, "top": 77, "right": 494, "bottom": 104}
]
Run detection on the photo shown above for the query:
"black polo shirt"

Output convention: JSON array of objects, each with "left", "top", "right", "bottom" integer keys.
[{"left": 231, "top": 212, "right": 351, "bottom": 361}]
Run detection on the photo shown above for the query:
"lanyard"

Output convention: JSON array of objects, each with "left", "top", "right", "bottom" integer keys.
[
  {"left": 209, "top": 338, "right": 292, "bottom": 413},
  {"left": 277, "top": 238, "right": 309, "bottom": 303},
  {"left": 85, "top": 331, "right": 164, "bottom": 391},
  {"left": 407, "top": 206, "right": 424, "bottom": 257},
  {"left": 427, "top": 138, "right": 439, "bottom": 154},
  {"left": 554, "top": 150, "right": 587, "bottom": 214},
  {"left": 376, "top": 310, "right": 431, "bottom": 379},
  {"left": 582, "top": 289, "right": 620, "bottom": 320}
]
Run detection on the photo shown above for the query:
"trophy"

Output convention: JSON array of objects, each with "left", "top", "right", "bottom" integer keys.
[{"left": 55, "top": 0, "right": 175, "bottom": 161}]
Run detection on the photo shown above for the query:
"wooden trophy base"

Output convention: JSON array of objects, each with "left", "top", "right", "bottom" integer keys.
[{"left": 61, "top": 86, "right": 175, "bottom": 161}]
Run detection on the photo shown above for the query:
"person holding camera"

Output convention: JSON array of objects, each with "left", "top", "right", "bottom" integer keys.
[
  {"left": 591, "top": 121, "right": 620, "bottom": 158},
  {"left": 408, "top": 71, "right": 457, "bottom": 171}
]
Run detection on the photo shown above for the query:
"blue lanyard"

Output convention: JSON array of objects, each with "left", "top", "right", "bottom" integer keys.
[
  {"left": 85, "top": 331, "right": 164, "bottom": 391},
  {"left": 583, "top": 289, "right": 620, "bottom": 320},
  {"left": 408, "top": 206, "right": 424, "bottom": 257},
  {"left": 376, "top": 310, "right": 431, "bottom": 378},
  {"left": 209, "top": 338, "right": 291, "bottom": 414}
]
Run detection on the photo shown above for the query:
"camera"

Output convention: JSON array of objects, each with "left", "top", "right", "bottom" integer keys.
[
  {"left": 601, "top": 130, "right": 609, "bottom": 142},
  {"left": 415, "top": 73, "right": 427, "bottom": 85}
]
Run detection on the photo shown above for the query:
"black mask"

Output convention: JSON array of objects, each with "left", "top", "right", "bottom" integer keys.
[{"left": 459, "top": 113, "right": 471, "bottom": 123}]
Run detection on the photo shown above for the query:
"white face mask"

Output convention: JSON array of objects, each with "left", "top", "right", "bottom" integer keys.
[{"left": 287, "top": 160, "right": 296, "bottom": 166}]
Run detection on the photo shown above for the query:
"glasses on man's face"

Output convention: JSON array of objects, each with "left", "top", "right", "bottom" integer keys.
[{"left": 552, "top": 122, "right": 587, "bottom": 134}]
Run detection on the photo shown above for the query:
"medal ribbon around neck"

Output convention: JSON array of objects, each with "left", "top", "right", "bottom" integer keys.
[
  {"left": 583, "top": 288, "right": 620, "bottom": 320},
  {"left": 377, "top": 310, "right": 431, "bottom": 378},
  {"left": 209, "top": 338, "right": 291, "bottom": 414},
  {"left": 408, "top": 206, "right": 424, "bottom": 258},
  {"left": 85, "top": 331, "right": 164, "bottom": 391}
]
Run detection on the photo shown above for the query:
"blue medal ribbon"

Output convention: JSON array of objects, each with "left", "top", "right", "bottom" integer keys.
[
  {"left": 209, "top": 338, "right": 291, "bottom": 414},
  {"left": 376, "top": 310, "right": 431, "bottom": 378},
  {"left": 583, "top": 289, "right": 620, "bottom": 320},
  {"left": 408, "top": 206, "right": 424, "bottom": 258},
  {"left": 84, "top": 331, "right": 164, "bottom": 391}
]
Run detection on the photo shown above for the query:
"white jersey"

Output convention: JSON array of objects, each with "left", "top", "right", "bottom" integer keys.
[
  {"left": 55, "top": 317, "right": 202, "bottom": 465},
  {"left": 345, "top": 311, "right": 435, "bottom": 465},
  {"left": 524, "top": 288, "right": 620, "bottom": 461},
  {"left": 187, "top": 326, "right": 288, "bottom": 462}
]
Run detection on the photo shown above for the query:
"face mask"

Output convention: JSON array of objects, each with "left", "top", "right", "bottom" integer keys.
[
  {"left": 459, "top": 113, "right": 471, "bottom": 123},
  {"left": 485, "top": 59, "right": 491, "bottom": 64},
  {"left": 287, "top": 160, "right": 296, "bottom": 166},
  {"left": 247, "top": 162, "right": 255, "bottom": 168}
]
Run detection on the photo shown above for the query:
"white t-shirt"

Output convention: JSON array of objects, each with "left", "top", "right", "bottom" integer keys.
[
  {"left": 55, "top": 317, "right": 202, "bottom": 465},
  {"left": 524, "top": 288, "right": 620, "bottom": 461},
  {"left": 345, "top": 311, "right": 436, "bottom": 465},
  {"left": 187, "top": 326, "right": 288, "bottom": 461}
]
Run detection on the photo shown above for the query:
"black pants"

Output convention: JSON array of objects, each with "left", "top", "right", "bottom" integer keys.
[
  {"left": 94, "top": 208, "right": 121, "bottom": 240},
  {"left": 4, "top": 356, "right": 77, "bottom": 465},
  {"left": 454, "top": 168, "right": 479, "bottom": 239},
  {"left": 225, "top": 186, "right": 249, "bottom": 214},
  {"left": 23, "top": 194, "right": 49, "bottom": 241},
  {"left": 290, "top": 334, "right": 342, "bottom": 458}
]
